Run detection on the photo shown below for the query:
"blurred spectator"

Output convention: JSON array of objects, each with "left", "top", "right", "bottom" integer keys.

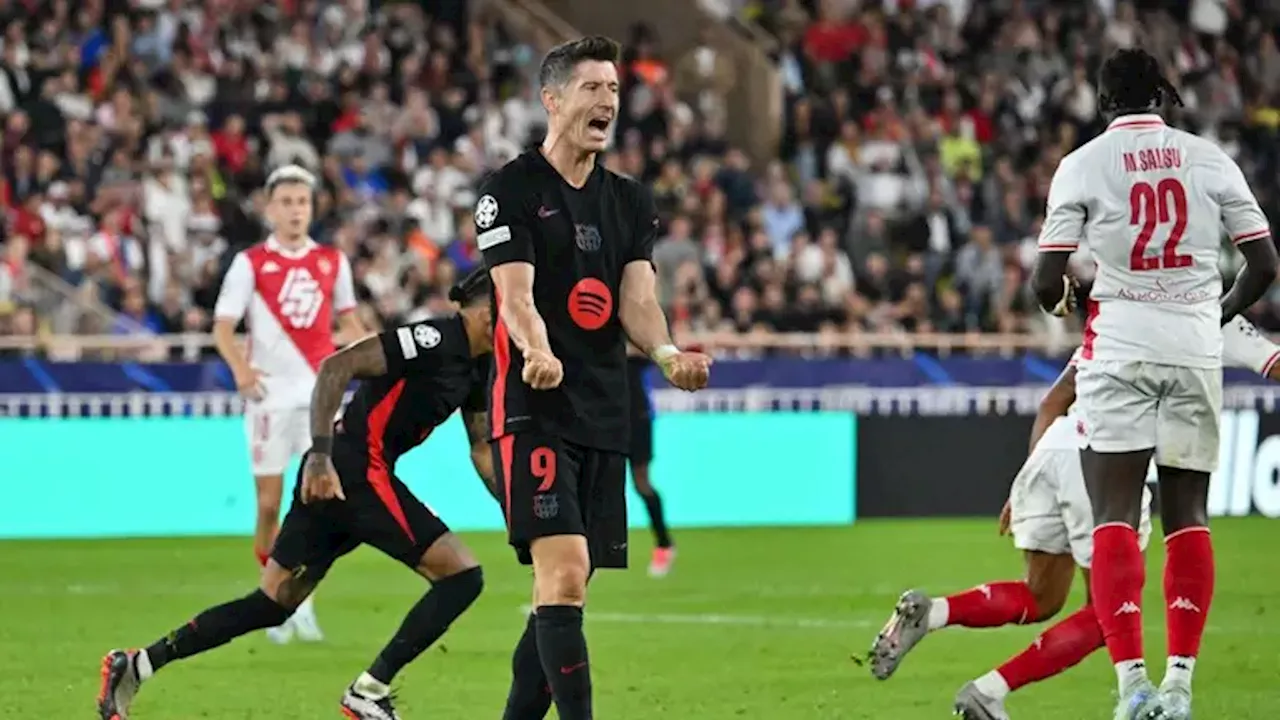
[{"left": 1, "top": 0, "right": 1278, "bottom": 360}]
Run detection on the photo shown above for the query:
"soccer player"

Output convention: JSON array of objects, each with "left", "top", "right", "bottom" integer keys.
[
  {"left": 869, "top": 314, "right": 1280, "bottom": 720},
  {"left": 627, "top": 342, "right": 677, "bottom": 576},
  {"left": 1032, "top": 49, "right": 1278, "bottom": 720},
  {"left": 212, "top": 164, "right": 365, "bottom": 644},
  {"left": 98, "top": 270, "right": 494, "bottom": 720},
  {"left": 476, "top": 36, "right": 711, "bottom": 720}
]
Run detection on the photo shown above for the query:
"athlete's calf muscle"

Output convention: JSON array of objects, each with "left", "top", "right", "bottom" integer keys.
[{"left": 261, "top": 560, "right": 317, "bottom": 610}]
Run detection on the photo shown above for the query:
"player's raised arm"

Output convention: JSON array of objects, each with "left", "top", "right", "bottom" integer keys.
[
  {"left": 1032, "top": 156, "right": 1085, "bottom": 315},
  {"left": 1215, "top": 155, "right": 1278, "bottom": 324},
  {"left": 618, "top": 188, "right": 711, "bottom": 392},
  {"left": 212, "top": 252, "right": 264, "bottom": 399}
]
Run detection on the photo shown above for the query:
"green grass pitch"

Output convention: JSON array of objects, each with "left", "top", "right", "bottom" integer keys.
[{"left": 4, "top": 519, "right": 1277, "bottom": 718}]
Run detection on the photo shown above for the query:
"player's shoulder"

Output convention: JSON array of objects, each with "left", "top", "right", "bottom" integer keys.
[
  {"left": 478, "top": 151, "right": 541, "bottom": 196},
  {"left": 600, "top": 167, "right": 652, "bottom": 209},
  {"left": 391, "top": 315, "right": 470, "bottom": 359}
]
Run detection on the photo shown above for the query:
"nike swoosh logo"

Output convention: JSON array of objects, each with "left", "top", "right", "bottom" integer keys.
[
  {"left": 538, "top": 206, "right": 560, "bottom": 218},
  {"left": 560, "top": 661, "right": 588, "bottom": 674}
]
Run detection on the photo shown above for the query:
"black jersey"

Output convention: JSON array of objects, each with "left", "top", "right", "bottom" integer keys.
[
  {"left": 337, "top": 315, "right": 479, "bottom": 468},
  {"left": 476, "top": 150, "right": 658, "bottom": 453}
]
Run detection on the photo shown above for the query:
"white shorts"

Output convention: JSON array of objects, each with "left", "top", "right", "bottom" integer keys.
[
  {"left": 244, "top": 405, "right": 310, "bottom": 476},
  {"left": 1074, "top": 360, "right": 1222, "bottom": 472},
  {"left": 1009, "top": 447, "right": 1152, "bottom": 568}
]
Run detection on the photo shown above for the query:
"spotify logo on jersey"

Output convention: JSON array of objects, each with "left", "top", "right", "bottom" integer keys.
[{"left": 568, "top": 278, "right": 613, "bottom": 331}]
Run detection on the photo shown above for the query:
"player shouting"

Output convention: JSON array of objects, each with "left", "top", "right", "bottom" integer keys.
[
  {"left": 212, "top": 164, "right": 366, "bottom": 643},
  {"left": 1032, "top": 49, "right": 1277, "bottom": 720},
  {"left": 870, "top": 314, "right": 1280, "bottom": 720},
  {"left": 477, "top": 36, "right": 711, "bottom": 720},
  {"left": 98, "top": 270, "right": 494, "bottom": 720}
]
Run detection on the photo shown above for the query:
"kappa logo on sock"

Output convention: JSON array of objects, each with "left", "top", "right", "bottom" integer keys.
[
  {"left": 1168, "top": 597, "right": 1202, "bottom": 613},
  {"left": 976, "top": 584, "right": 992, "bottom": 599},
  {"left": 1114, "top": 601, "right": 1141, "bottom": 616},
  {"left": 1171, "top": 660, "right": 1191, "bottom": 670}
]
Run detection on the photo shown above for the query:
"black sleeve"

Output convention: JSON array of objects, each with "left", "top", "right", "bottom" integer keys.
[
  {"left": 628, "top": 181, "right": 660, "bottom": 264},
  {"left": 475, "top": 168, "right": 536, "bottom": 268},
  {"left": 378, "top": 321, "right": 451, "bottom": 377}
]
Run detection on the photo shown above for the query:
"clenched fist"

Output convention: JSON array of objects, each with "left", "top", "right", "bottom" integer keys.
[
  {"left": 658, "top": 350, "right": 713, "bottom": 392},
  {"left": 522, "top": 347, "right": 564, "bottom": 390}
]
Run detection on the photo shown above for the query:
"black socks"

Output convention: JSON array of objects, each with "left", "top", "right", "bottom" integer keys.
[
  {"left": 535, "top": 604, "right": 592, "bottom": 720},
  {"left": 502, "top": 613, "right": 553, "bottom": 720},
  {"left": 369, "top": 566, "right": 484, "bottom": 684},
  {"left": 639, "top": 490, "right": 673, "bottom": 548},
  {"left": 145, "top": 590, "right": 291, "bottom": 672}
]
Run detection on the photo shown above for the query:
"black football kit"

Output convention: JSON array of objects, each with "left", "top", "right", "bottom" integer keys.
[{"left": 476, "top": 150, "right": 659, "bottom": 569}]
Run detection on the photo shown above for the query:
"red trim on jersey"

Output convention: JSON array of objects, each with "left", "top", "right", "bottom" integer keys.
[
  {"left": 1262, "top": 350, "right": 1280, "bottom": 379},
  {"left": 1081, "top": 300, "right": 1098, "bottom": 360},
  {"left": 244, "top": 243, "right": 343, "bottom": 373},
  {"left": 1232, "top": 229, "right": 1271, "bottom": 245},
  {"left": 366, "top": 379, "right": 417, "bottom": 543},
  {"left": 491, "top": 288, "right": 511, "bottom": 440},
  {"left": 498, "top": 435, "right": 515, "bottom": 529},
  {"left": 1109, "top": 121, "right": 1165, "bottom": 130},
  {"left": 1039, "top": 244, "right": 1078, "bottom": 251}
]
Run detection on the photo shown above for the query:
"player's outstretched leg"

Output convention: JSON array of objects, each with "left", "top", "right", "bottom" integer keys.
[
  {"left": 1152, "top": 467, "right": 1215, "bottom": 720},
  {"left": 632, "top": 462, "right": 675, "bottom": 577},
  {"left": 342, "top": 535, "right": 484, "bottom": 720},
  {"left": 954, "top": 603, "right": 1105, "bottom": 720},
  {"left": 97, "top": 584, "right": 296, "bottom": 719},
  {"left": 871, "top": 581, "right": 1041, "bottom": 680}
]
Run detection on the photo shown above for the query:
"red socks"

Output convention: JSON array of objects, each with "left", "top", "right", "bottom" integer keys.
[
  {"left": 997, "top": 604, "right": 1105, "bottom": 691},
  {"left": 1164, "top": 526, "right": 1214, "bottom": 660},
  {"left": 1090, "top": 523, "right": 1146, "bottom": 664},
  {"left": 941, "top": 581, "right": 1039, "bottom": 628}
]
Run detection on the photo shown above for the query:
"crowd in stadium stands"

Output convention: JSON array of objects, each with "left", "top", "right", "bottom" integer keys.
[{"left": 1, "top": 0, "right": 1280, "bottom": 355}]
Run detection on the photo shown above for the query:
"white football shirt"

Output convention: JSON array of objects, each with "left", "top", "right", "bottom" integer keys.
[{"left": 1039, "top": 113, "right": 1271, "bottom": 368}]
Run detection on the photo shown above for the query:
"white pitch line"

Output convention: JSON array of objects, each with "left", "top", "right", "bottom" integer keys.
[{"left": 517, "top": 605, "right": 875, "bottom": 630}]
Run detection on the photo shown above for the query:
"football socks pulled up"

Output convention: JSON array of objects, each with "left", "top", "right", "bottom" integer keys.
[
  {"left": 930, "top": 581, "right": 1040, "bottom": 630},
  {"left": 144, "top": 590, "right": 291, "bottom": 673},
  {"left": 368, "top": 566, "right": 484, "bottom": 686},
  {"left": 1090, "top": 523, "right": 1148, "bottom": 692},
  {"left": 536, "top": 605, "right": 592, "bottom": 720},
  {"left": 503, "top": 613, "right": 553, "bottom": 720}
]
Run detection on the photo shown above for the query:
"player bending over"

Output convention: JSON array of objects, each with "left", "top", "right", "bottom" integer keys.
[
  {"left": 1032, "top": 49, "right": 1277, "bottom": 720},
  {"left": 478, "top": 36, "right": 711, "bottom": 720},
  {"left": 627, "top": 343, "right": 677, "bottom": 576},
  {"left": 212, "top": 164, "right": 366, "bottom": 644},
  {"left": 98, "top": 269, "right": 495, "bottom": 720},
  {"left": 870, "top": 314, "right": 1280, "bottom": 720}
]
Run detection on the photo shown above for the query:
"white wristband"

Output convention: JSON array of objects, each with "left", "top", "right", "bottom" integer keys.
[{"left": 651, "top": 344, "right": 680, "bottom": 363}]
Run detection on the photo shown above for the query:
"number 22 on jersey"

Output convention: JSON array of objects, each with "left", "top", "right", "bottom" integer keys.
[{"left": 1129, "top": 178, "right": 1192, "bottom": 272}]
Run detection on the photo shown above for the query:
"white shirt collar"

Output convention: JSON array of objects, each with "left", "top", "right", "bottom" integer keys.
[
  {"left": 1107, "top": 113, "right": 1166, "bottom": 131},
  {"left": 265, "top": 234, "right": 316, "bottom": 259}
]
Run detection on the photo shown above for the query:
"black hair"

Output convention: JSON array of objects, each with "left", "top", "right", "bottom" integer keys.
[
  {"left": 538, "top": 35, "right": 621, "bottom": 90},
  {"left": 1098, "top": 48, "right": 1184, "bottom": 115},
  {"left": 449, "top": 266, "right": 491, "bottom": 306}
]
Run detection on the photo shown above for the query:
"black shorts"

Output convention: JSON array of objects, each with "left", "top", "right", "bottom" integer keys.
[
  {"left": 271, "top": 442, "right": 450, "bottom": 582},
  {"left": 493, "top": 432, "right": 628, "bottom": 569},
  {"left": 627, "top": 358, "right": 654, "bottom": 465}
]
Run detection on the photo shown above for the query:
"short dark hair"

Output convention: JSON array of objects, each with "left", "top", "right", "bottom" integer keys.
[
  {"left": 1098, "top": 48, "right": 1183, "bottom": 115},
  {"left": 538, "top": 35, "right": 621, "bottom": 90},
  {"left": 449, "top": 266, "right": 492, "bottom": 306}
]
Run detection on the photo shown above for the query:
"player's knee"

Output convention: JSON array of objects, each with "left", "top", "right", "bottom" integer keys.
[
  {"left": 632, "top": 468, "right": 652, "bottom": 495},
  {"left": 437, "top": 565, "right": 485, "bottom": 607},
  {"left": 535, "top": 560, "right": 590, "bottom": 606}
]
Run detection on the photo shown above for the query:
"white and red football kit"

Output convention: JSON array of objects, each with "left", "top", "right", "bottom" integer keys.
[
  {"left": 1039, "top": 113, "right": 1270, "bottom": 472},
  {"left": 214, "top": 236, "right": 356, "bottom": 475}
]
